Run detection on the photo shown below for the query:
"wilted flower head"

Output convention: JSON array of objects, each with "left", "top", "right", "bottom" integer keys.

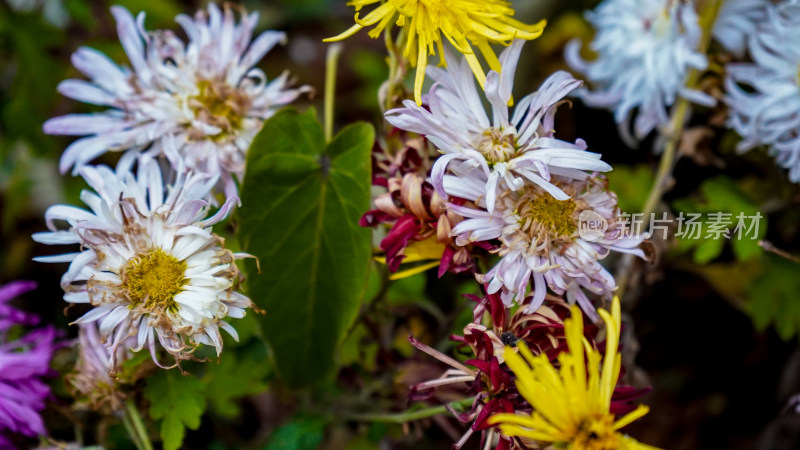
[
  {"left": 409, "top": 291, "right": 646, "bottom": 449},
  {"left": 33, "top": 157, "right": 253, "bottom": 369},
  {"left": 325, "top": 0, "right": 546, "bottom": 105},
  {"left": 451, "top": 174, "right": 645, "bottom": 320},
  {"left": 725, "top": 2, "right": 800, "bottom": 182},
  {"left": 489, "top": 297, "right": 656, "bottom": 450},
  {"left": 0, "top": 281, "right": 59, "bottom": 446},
  {"left": 44, "top": 3, "right": 311, "bottom": 197},
  {"left": 566, "top": 0, "right": 713, "bottom": 143},
  {"left": 361, "top": 136, "right": 486, "bottom": 278},
  {"left": 67, "top": 323, "right": 139, "bottom": 413},
  {"left": 386, "top": 40, "right": 612, "bottom": 216}
]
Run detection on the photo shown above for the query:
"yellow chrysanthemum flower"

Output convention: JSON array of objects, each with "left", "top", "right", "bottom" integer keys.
[
  {"left": 324, "top": 0, "right": 546, "bottom": 105},
  {"left": 489, "top": 297, "right": 659, "bottom": 450}
]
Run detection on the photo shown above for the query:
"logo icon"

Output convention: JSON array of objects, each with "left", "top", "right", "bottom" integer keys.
[{"left": 578, "top": 210, "right": 607, "bottom": 241}]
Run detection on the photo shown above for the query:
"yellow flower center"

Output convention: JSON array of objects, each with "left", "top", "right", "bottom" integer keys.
[
  {"left": 475, "top": 127, "right": 517, "bottom": 165},
  {"left": 121, "top": 249, "right": 187, "bottom": 311},
  {"left": 569, "top": 414, "right": 621, "bottom": 450},
  {"left": 517, "top": 191, "right": 579, "bottom": 240},
  {"left": 189, "top": 79, "right": 250, "bottom": 139}
]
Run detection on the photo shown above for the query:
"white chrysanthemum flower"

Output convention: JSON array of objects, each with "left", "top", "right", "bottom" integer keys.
[
  {"left": 33, "top": 156, "right": 253, "bottom": 368},
  {"left": 566, "top": 0, "right": 713, "bottom": 142},
  {"left": 712, "top": 0, "right": 770, "bottom": 58},
  {"left": 449, "top": 175, "right": 645, "bottom": 320},
  {"left": 385, "top": 40, "right": 612, "bottom": 216},
  {"left": 725, "top": 2, "right": 800, "bottom": 182},
  {"left": 44, "top": 3, "right": 311, "bottom": 197}
]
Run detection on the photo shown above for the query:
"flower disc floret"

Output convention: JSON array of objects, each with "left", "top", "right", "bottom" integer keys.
[
  {"left": 517, "top": 190, "right": 580, "bottom": 241},
  {"left": 122, "top": 249, "right": 187, "bottom": 311}
]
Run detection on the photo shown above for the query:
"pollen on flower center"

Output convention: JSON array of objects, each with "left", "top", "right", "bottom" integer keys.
[
  {"left": 570, "top": 414, "right": 620, "bottom": 450},
  {"left": 517, "top": 189, "right": 579, "bottom": 239},
  {"left": 475, "top": 128, "right": 517, "bottom": 165},
  {"left": 121, "top": 248, "right": 187, "bottom": 310},
  {"left": 189, "top": 79, "right": 251, "bottom": 137}
]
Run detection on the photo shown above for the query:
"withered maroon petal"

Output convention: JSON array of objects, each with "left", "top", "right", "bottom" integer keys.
[
  {"left": 438, "top": 245, "right": 455, "bottom": 278},
  {"left": 380, "top": 214, "right": 423, "bottom": 272},
  {"left": 610, "top": 385, "right": 653, "bottom": 415},
  {"left": 358, "top": 209, "right": 394, "bottom": 227}
]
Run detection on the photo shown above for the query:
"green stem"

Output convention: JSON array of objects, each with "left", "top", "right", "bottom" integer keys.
[
  {"left": 383, "top": 28, "right": 399, "bottom": 113},
  {"left": 124, "top": 398, "right": 154, "bottom": 450},
  {"left": 121, "top": 409, "right": 143, "bottom": 450},
  {"left": 382, "top": 27, "right": 407, "bottom": 113},
  {"left": 343, "top": 397, "right": 476, "bottom": 423},
  {"left": 324, "top": 43, "right": 343, "bottom": 142},
  {"left": 640, "top": 0, "right": 722, "bottom": 228},
  {"left": 617, "top": 0, "right": 722, "bottom": 300}
]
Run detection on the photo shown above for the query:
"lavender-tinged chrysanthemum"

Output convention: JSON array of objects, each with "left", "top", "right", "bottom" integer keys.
[
  {"left": 712, "top": 0, "right": 770, "bottom": 58},
  {"left": 0, "top": 281, "right": 59, "bottom": 446},
  {"left": 44, "top": 3, "right": 311, "bottom": 197},
  {"left": 68, "top": 323, "right": 137, "bottom": 412},
  {"left": 725, "top": 2, "right": 800, "bottom": 182},
  {"left": 33, "top": 156, "right": 253, "bottom": 369},
  {"left": 449, "top": 175, "right": 645, "bottom": 320},
  {"left": 385, "top": 40, "right": 612, "bottom": 216},
  {"left": 565, "top": 0, "right": 713, "bottom": 143}
]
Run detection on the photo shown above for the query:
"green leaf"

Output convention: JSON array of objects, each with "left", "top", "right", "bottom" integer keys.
[
  {"left": 693, "top": 237, "right": 724, "bottom": 265},
  {"left": 747, "top": 254, "right": 800, "bottom": 340},
  {"left": 265, "top": 415, "right": 327, "bottom": 450},
  {"left": 203, "top": 340, "right": 271, "bottom": 418},
  {"left": 672, "top": 176, "right": 765, "bottom": 264},
  {"left": 239, "top": 108, "right": 373, "bottom": 388},
  {"left": 339, "top": 323, "right": 379, "bottom": 371},
  {"left": 607, "top": 164, "right": 654, "bottom": 214},
  {"left": 144, "top": 370, "right": 207, "bottom": 450}
]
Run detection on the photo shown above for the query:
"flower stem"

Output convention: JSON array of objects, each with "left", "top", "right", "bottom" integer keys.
[
  {"left": 641, "top": 0, "right": 722, "bottom": 228},
  {"left": 343, "top": 397, "right": 476, "bottom": 423},
  {"left": 616, "top": 0, "right": 722, "bottom": 300},
  {"left": 123, "top": 398, "right": 154, "bottom": 450},
  {"left": 324, "top": 43, "right": 343, "bottom": 142},
  {"left": 382, "top": 27, "right": 407, "bottom": 113}
]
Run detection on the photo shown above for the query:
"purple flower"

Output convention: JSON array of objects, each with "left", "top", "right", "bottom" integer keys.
[{"left": 0, "top": 281, "right": 58, "bottom": 446}]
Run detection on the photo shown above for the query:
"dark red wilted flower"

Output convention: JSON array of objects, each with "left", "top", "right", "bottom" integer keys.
[
  {"left": 406, "top": 287, "right": 650, "bottom": 449},
  {"left": 361, "top": 133, "right": 488, "bottom": 278}
]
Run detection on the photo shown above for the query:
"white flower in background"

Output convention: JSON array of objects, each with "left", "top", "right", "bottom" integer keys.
[
  {"left": 44, "top": 3, "right": 311, "bottom": 197},
  {"left": 449, "top": 175, "right": 645, "bottom": 320},
  {"left": 725, "top": 2, "right": 800, "bottom": 182},
  {"left": 763, "top": 0, "right": 800, "bottom": 33},
  {"left": 33, "top": 156, "right": 253, "bottom": 368},
  {"left": 566, "top": 0, "right": 713, "bottom": 143},
  {"left": 385, "top": 40, "right": 612, "bottom": 216},
  {"left": 5, "top": 0, "right": 69, "bottom": 27},
  {"left": 712, "top": 0, "right": 770, "bottom": 58}
]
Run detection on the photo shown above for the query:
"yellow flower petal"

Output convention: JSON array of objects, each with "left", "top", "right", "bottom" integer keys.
[
  {"left": 324, "top": 0, "right": 546, "bottom": 105},
  {"left": 492, "top": 298, "right": 656, "bottom": 449}
]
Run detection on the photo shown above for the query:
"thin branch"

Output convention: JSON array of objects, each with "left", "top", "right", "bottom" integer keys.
[
  {"left": 324, "top": 43, "right": 343, "bottom": 142},
  {"left": 342, "top": 397, "right": 476, "bottom": 424},
  {"left": 760, "top": 240, "right": 800, "bottom": 264}
]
